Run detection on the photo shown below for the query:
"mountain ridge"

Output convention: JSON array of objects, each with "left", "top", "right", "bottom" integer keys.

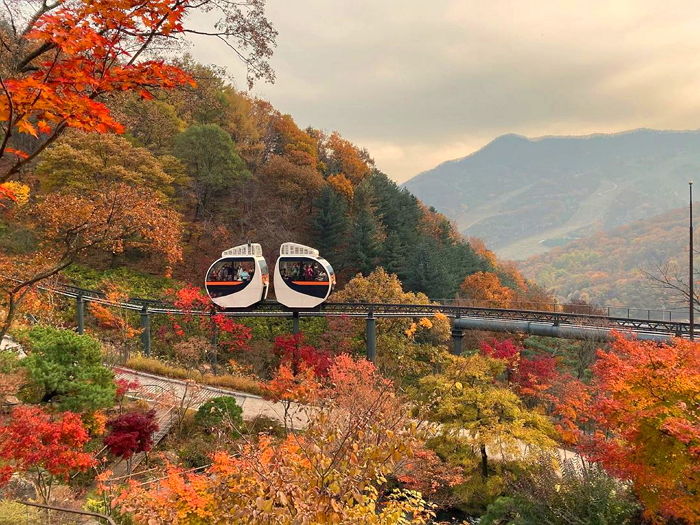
[{"left": 404, "top": 128, "right": 700, "bottom": 260}]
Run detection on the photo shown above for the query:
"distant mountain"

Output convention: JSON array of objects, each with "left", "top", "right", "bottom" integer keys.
[
  {"left": 520, "top": 205, "right": 694, "bottom": 308},
  {"left": 403, "top": 129, "right": 700, "bottom": 260}
]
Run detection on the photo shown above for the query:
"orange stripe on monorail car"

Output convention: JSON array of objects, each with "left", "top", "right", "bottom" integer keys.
[
  {"left": 291, "top": 281, "right": 330, "bottom": 285},
  {"left": 206, "top": 281, "right": 243, "bottom": 285}
]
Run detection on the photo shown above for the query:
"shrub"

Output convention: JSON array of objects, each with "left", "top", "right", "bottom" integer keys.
[
  {"left": 480, "top": 457, "right": 643, "bottom": 525},
  {"left": 125, "top": 355, "right": 265, "bottom": 396},
  {"left": 104, "top": 410, "right": 159, "bottom": 460},
  {"left": 194, "top": 397, "right": 243, "bottom": 432},
  {"left": 0, "top": 500, "right": 39, "bottom": 524},
  {"left": 18, "top": 326, "right": 115, "bottom": 412},
  {"left": 177, "top": 435, "right": 214, "bottom": 469},
  {"left": 173, "top": 336, "right": 211, "bottom": 368}
]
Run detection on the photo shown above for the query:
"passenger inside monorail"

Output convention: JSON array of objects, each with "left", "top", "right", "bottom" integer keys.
[
  {"left": 279, "top": 260, "right": 328, "bottom": 282},
  {"left": 207, "top": 261, "right": 255, "bottom": 282}
]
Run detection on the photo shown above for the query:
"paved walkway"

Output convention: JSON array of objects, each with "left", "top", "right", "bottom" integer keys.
[
  {"left": 109, "top": 367, "right": 307, "bottom": 478},
  {"left": 113, "top": 367, "right": 307, "bottom": 427}
]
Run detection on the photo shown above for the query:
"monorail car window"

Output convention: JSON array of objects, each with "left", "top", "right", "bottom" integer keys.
[
  {"left": 278, "top": 259, "right": 328, "bottom": 282},
  {"left": 207, "top": 260, "right": 255, "bottom": 284}
]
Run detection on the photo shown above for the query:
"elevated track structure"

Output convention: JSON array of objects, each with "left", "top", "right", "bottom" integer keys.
[{"left": 23, "top": 281, "right": 692, "bottom": 359}]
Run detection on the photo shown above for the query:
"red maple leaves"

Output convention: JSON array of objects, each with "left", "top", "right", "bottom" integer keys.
[{"left": 0, "top": 406, "right": 95, "bottom": 493}]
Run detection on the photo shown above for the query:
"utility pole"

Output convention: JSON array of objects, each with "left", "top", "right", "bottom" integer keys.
[{"left": 690, "top": 181, "right": 695, "bottom": 340}]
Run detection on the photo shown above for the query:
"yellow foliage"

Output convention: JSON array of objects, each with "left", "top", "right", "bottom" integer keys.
[{"left": 1, "top": 181, "right": 30, "bottom": 205}]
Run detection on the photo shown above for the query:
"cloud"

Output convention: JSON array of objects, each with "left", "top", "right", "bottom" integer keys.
[{"left": 187, "top": 0, "right": 700, "bottom": 182}]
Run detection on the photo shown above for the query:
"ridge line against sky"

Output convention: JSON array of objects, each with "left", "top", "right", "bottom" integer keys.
[{"left": 186, "top": 0, "right": 700, "bottom": 183}]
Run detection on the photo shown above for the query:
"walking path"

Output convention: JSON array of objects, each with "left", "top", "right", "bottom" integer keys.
[
  {"left": 113, "top": 366, "right": 304, "bottom": 424},
  {"left": 109, "top": 367, "right": 307, "bottom": 477}
]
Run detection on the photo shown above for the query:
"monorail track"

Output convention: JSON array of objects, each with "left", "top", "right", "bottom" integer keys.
[{"left": 30, "top": 281, "right": 691, "bottom": 349}]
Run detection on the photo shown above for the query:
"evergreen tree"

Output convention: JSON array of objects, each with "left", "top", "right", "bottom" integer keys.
[
  {"left": 404, "top": 239, "right": 452, "bottom": 299},
  {"left": 348, "top": 183, "right": 382, "bottom": 275},
  {"left": 20, "top": 326, "right": 115, "bottom": 413},
  {"left": 312, "top": 186, "right": 349, "bottom": 267},
  {"left": 382, "top": 231, "right": 407, "bottom": 276}
]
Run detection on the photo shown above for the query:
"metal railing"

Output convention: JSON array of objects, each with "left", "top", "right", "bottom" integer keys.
[{"left": 17, "top": 500, "right": 115, "bottom": 524}]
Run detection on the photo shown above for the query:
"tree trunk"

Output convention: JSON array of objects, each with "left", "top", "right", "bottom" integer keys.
[
  {"left": 480, "top": 443, "right": 488, "bottom": 477},
  {"left": 0, "top": 258, "right": 73, "bottom": 340},
  {"left": 0, "top": 292, "right": 19, "bottom": 341}
]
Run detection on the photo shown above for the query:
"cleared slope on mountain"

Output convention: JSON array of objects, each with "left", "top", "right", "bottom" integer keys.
[
  {"left": 404, "top": 129, "right": 700, "bottom": 259},
  {"left": 520, "top": 206, "right": 695, "bottom": 308}
]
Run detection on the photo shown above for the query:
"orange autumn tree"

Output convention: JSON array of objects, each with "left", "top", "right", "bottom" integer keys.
[
  {"left": 262, "top": 364, "right": 320, "bottom": 431},
  {"left": 0, "top": 183, "right": 182, "bottom": 338},
  {"left": 0, "top": 0, "right": 276, "bottom": 180},
  {"left": 89, "top": 282, "right": 141, "bottom": 342},
  {"left": 585, "top": 335, "right": 700, "bottom": 523},
  {"left": 321, "top": 131, "right": 373, "bottom": 184},
  {"left": 116, "top": 355, "right": 434, "bottom": 524},
  {"left": 459, "top": 271, "right": 514, "bottom": 308}
]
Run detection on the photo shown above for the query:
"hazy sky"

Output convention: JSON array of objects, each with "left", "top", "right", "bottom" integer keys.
[{"left": 189, "top": 1, "right": 700, "bottom": 183}]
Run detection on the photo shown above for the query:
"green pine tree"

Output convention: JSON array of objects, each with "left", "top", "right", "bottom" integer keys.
[
  {"left": 312, "top": 186, "right": 349, "bottom": 266},
  {"left": 382, "top": 231, "right": 407, "bottom": 276},
  {"left": 347, "top": 183, "right": 383, "bottom": 275}
]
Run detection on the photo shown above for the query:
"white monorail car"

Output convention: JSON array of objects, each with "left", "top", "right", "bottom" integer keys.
[
  {"left": 205, "top": 243, "right": 269, "bottom": 308},
  {"left": 273, "top": 242, "right": 335, "bottom": 308}
]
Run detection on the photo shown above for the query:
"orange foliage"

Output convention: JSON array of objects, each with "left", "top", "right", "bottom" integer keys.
[
  {"left": 585, "top": 335, "right": 700, "bottom": 522},
  {"left": 327, "top": 173, "right": 354, "bottom": 200},
  {"left": 89, "top": 283, "right": 139, "bottom": 338},
  {"left": 468, "top": 237, "right": 498, "bottom": 267},
  {"left": 459, "top": 271, "right": 514, "bottom": 308},
  {"left": 397, "top": 447, "right": 464, "bottom": 509},
  {"left": 0, "top": 0, "right": 276, "bottom": 179},
  {"left": 262, "top": 363, "right": 320, "bottom": 431},
  {"left": 116, "top": 354, "right": 432, "bottom": 524},
  {"left": 263, "top": 364, "right": 320, "bottom": 404},
  {"left": 34, "top": 183, "right": 183, "bottom": 268},
  {"left": 272, "top": 114, "right": 319, "bottom": 168},
  {"left": 324, "top": 132, "right": 372, "bottom": 185},
  {"left": 0, "top": 0, "right": 195, "bottom": 176}
]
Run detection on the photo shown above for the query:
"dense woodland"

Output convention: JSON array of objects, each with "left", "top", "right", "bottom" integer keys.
[
  {"left": 1, "top": 55, "right": 541, "bottom": 304},
  {"left": 0, "top": 1, "right": 697, "bottom": 524}
]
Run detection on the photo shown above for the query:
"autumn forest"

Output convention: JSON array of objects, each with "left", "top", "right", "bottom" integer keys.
[{"left": 0, "top": 0, "right": 697, "bottom": 524}]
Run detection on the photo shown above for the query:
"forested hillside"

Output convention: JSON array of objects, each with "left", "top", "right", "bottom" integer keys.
[
  {"left": 521, "top": 205, "right": 696, "bottom": 308},
  {"left": 1, "top": 58, "right": 531, "bottom": 302},
  {"left": 0, "top": 2, "right": 698, "bottom": 523},
  {"left": 404, "top": 129, "right": 700, "bottom": 260}
]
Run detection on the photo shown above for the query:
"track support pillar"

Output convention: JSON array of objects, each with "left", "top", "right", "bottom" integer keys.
[
  {"left": 76, "top": 294, "right": 85, "bottom": 335},
  {"left": 366, "top": 309, "right": 377, "bottom": 362},
  {"left": 211, "top": 314, "right": 219, "bottom": 373},
  {"left": 140, "top": 305, "right": 151, "bottom": 356},
  {"left": 292, "top": 311, "right": 300, "bottom": 334},
  {"left": 451, "top": 315, "right": 463, "bottom": 355}
]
